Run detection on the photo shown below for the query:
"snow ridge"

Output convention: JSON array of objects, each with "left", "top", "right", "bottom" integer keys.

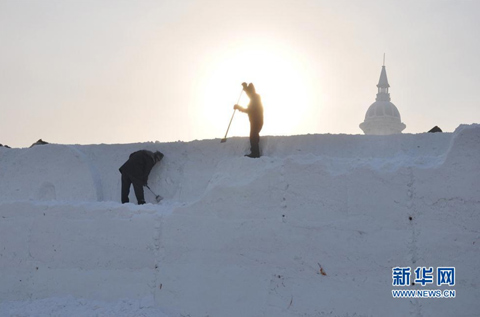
[{"left": 0, "top": 129, "right": 456, "bottom": 204}]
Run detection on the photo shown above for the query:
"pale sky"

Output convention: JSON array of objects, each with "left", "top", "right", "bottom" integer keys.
[{"left": 1, "top": 0, "right": 479, "bottom": 147}]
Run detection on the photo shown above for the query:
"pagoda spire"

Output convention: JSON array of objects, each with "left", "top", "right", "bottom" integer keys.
[
  {"left": 377, "top": 66, "right": 390, "bottom": 88},
  {"left": 376, "top": 62, "right": 390, "bottom": 101}
]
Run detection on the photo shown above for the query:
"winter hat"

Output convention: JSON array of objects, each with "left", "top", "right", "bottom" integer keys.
[
  {"left": 154, "top": 151, "right": 164, "bottom": 162},
  {"left": 242, "top": 82, "right": 256, "bottom": 93}
]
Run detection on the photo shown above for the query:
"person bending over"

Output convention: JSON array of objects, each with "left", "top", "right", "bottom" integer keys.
[{"left": 119, "top": 150, "right": 164, "bottom": 204}]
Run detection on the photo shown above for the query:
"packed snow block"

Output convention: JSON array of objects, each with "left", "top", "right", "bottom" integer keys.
[
  {"left": 76, "top": 141, "right": 223, "bottom": 203},
  {"left": 261, "top": 132, "right": 452, "bottom": 162},
  {"left": 406, "top": 188, "right": 480, "bottom": 317},
  {"left": 0, "top": 145, "right": 102, "bottom": 202},
  {"left": 409, "top": 124, "right": 480, "bottom": 255},
  {"left": 0, "top": 202, "right": 159, "bottom": 302},
  {"left": 155, "top": 164, "right": 414, "bottom": 316},
  {"left": 28, "top": 205, "right": 155, "bottom": 269},
  {"left": 0, "top": 204, "right": 35, "bottom": 269},
  {"left": 446, "top": 124, "right": 480, "bottom": 163},
  {"left": 408, "top": 123, "right": 480, "bottom": 317},
  {"left": 163, "top": 141, "right": 222, "bottom": 202},
  {"left": 0, "top": 129, "right": 455, "bottom": 205},
  {"left": 28, "top": 268, "right": 154, "bottom": 301},
  {"left": 0, "top": 204, "right": 38, "bottom": 301},
  {"left": 151, "top": 127, "right": 478, "bottom": 316},
  {"left": 76, "top": 143, "right": 165, "bottom": 203},
  {"left": 412, "top": 205, "right": 480, "bottom": 317},
  {"left": 157, "top": 210, "right": 412, "bottom": 316},
  {"left": 1, "top": 126, "right": 479, "bottom": 315},
  {"left": 431, "top": 124, "right": 480, "bottom": 201}
]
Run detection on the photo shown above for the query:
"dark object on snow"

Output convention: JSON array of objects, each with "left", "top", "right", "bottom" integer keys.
[
  {"left": 30, "top": 139, "right": 49, "bottom": 147},
  {"left": 0, "top": 144, "right": 11, "bottom": 148},
  {"left": 119, "top": 150, "right": 164, "bottom": 205},
  {"left": 233, "top": 82, "right": 264, "bottom": 158},
  {"left": 428, "top": 126, "right": 443, "bottom": 133}
]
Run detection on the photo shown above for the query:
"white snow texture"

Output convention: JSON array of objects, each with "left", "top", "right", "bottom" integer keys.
[{"left": 0, "top": 124, "right": 479, "bottom": 317}]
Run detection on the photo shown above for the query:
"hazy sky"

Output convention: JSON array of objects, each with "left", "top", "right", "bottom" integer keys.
[{"left": 1, "top": 0, "right": 479, "bottom": 147}]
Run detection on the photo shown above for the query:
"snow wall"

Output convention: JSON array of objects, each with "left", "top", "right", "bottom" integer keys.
[{"left": 0, "top": 124, "right": 479, "bottom": 317}]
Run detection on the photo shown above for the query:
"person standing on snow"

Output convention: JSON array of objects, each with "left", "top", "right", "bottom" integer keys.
[
  {"left": 119, "top": 150, "right": 164, "bottom": 204},
  {"left": 233, "top": 82, "right": 264, "bottom": 158}
]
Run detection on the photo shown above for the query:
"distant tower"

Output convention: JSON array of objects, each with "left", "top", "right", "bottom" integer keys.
[{"left": 360, "top": 60, "right": 406, "bottom": 135}]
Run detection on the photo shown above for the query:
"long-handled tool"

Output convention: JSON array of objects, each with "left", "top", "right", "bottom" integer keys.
[
  {"left": 220, "top": 89, "right": 244, "bottom": 143},
  {"left": 146, "top": 185, "right": 163, "bottom": 203}
]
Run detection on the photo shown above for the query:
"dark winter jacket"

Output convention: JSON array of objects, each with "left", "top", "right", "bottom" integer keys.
[
  {"left": 119, "top": 150, "right": 157, "bottom": 185},
  {"left": 246, "top": 93, "right": 264, "bottom": 130}
]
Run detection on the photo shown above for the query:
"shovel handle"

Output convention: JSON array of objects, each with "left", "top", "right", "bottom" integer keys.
[
  {"left": 222, "top": 109, "right": 236, "bottom": 140},
  {"left": 221, "top": 89, "right": 244, "bottom": 143}
]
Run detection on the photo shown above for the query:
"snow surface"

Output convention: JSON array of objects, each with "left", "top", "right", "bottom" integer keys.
[{"left": 0, "top": 125, "right": 479, "bottom": 317}]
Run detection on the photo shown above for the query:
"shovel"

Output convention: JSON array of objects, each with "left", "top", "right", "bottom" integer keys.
[
  {"left": 146, "top": 185, "right": 163, "bottom": 203},
  {"left": 221, "top": 89, "right": 244, "bottom": 143}
]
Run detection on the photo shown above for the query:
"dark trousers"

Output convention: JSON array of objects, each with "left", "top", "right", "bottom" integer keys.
[
  {"left": 249, "top": 124, "right": 262, "bottom": 157},
  {"left": 121, "top": 173, "right": 145, "bottom": 204}
]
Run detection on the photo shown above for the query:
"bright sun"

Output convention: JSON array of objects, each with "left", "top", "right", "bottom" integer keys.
[{"left": 194, "top": 38, "right": 316, "bottom": 139}]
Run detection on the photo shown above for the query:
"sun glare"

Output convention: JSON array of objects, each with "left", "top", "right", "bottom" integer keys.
[{"left": 195, "top": 39, "right": 316, "bottom": 139}]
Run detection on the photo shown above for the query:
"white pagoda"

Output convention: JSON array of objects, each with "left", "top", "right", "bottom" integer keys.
[{"left": 359, "top": 64, "right": 406, "bottom": 135}]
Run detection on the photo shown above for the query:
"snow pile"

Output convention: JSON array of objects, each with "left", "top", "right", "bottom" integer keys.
[{"left": 0, "top": 125, "right": 479, "bottom": 317}]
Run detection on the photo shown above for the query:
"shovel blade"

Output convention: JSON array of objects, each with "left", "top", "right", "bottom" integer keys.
[{"left": 220, "top": 138, "right": 227, "bottom": 143}]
